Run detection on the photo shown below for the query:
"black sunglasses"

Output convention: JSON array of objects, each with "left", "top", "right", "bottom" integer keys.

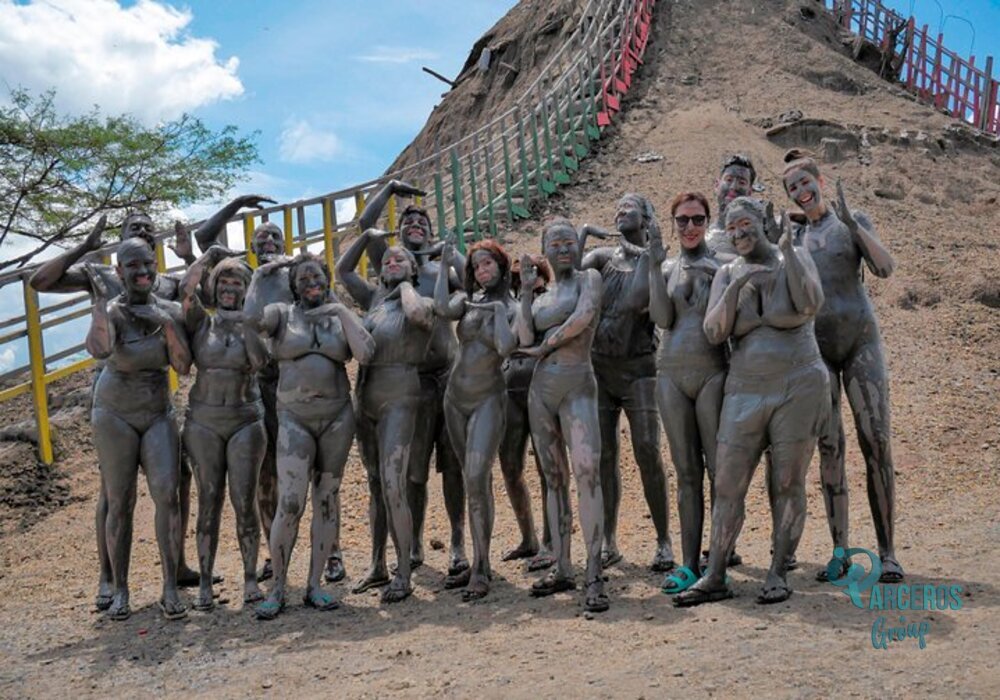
[{"left": 674, "top": 215, "right": 707, "bottom": 227}]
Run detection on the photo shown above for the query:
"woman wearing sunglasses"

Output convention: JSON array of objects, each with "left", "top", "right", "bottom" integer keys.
[{"left": 647, "top": 193, "right": 726, "bottom": 595}]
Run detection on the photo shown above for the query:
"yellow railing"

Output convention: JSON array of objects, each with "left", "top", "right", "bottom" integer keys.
[{"left": 0, "top": 0, "right": 657, "bottom": 464}]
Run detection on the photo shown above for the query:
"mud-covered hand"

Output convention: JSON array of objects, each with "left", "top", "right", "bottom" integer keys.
[
  {"left": 647, "top": 218, "right": 668, "bottom": 265},
  {"left": 729, "top": 262, "right": 770, "bottom": 289},
  {"left": 832, "top": 179, "right": 860, "bottom": 236},
  {"left": 778, "top": 210, "right": 794, "bottom": 255},
  {"left": 83, "top": 263, "right": 111, "bottom": 300},
  {"left": 168, "top": 221, "right": 193, "bottom": 261},
  {"left": 519, "top": 254, "right": 538, "bottom": 290},
  {"left": 389, "top": 179, "right": 427, "bottom": 198},
  {"left": 128, "top": 303, "right": 172, "bottom": 329},
  {"left": 440, "top": 241, "right": 457, "bottom": 268},
  {"left": 514, "top": 345, "right": 546, "bottom": 358},
  {"left": 83, "top": 215, "right": 108, "bottom": 252},
  {"left": 236, "top": 194, "right": 277, "bottom": 210}
]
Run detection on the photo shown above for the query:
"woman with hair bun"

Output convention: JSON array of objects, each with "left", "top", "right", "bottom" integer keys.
[{"left": 781, "top": 149, "right": 903, "bottom": 583}]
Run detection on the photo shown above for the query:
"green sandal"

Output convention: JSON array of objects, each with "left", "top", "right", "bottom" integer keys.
[{"left": 661, "top": 566, "right": 699, "bottom": 595}]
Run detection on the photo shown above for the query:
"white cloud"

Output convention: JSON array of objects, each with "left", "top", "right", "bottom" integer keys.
[
  {"left": 0, "top": 348, "right": 15, "bottom": 373},
  {"left": 357, "top": 46, "right": 438, "bottom": 64},
  {"left": 0, "top": 0, "right": 243, "bottom": 123},
  {"left": 278, "top": 119, "right": 341, "bottom": 164}
]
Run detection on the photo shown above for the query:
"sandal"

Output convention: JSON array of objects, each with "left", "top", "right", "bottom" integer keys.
[
  {"left": 447, "top": 557, "right": 470, "bottom": 577},
  {"left": 600, "top": 549, "right": 623, "bottom": 569},
  {"left": 255, "top": 598, "right": 285, "bottom": 621},
  {"left": 95, "top": 592, "right": 114, "bottom": 612},
  {"left": 530, "top": 571, "right": 576, "bottom": 597},
  {"left": 191, "top": 594, "right": 215, "bottom": 612},
  {"left": 351, "top": 571, "right": 391, "bottom": 594},
  {"left": 584, "top": 579, "right": 609, "bottom": 613},
  {"left": 443, "top": 567, "right": 471, "bottom": 590},
  {"left": 661, "top": 566, "right": 699, "bottom": 595},
  {"left": 303, "top": 588, "right": 339, "bottom": 611},
  {"left": 158, "top": 598, "right": 188, "bottom": 621},
  {"left": 673, "top": 581, "right": 733, "bottom": 608},
  {"left": 879, "top": 556, "right": 905, "bottom": 583},
  {"left": 381, "top": 578, "right": 413, "bottom": 604},
  {"left": 323, "top": 555, "right": 347, "bottom": 584},
  {"left": 527, "top": 551, "right": 556, "bottom": 572},
  {"left": 757, "top": 582, "right": 792, "bottom": 605}
]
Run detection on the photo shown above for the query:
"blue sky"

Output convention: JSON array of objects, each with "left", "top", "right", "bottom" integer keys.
[{"left": 877, "top": 0, "right": 1000, "bottom": 60}]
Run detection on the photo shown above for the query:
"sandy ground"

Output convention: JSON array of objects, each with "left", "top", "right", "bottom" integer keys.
[{"left": 2, "top": 0, "right": 999, "bottom": 697}]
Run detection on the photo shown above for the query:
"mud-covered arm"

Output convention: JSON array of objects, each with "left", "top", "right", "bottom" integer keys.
[
  {"left": 335, "top": 304, "right": 376, "bottom": 364},
  {"left": 246, "top": 302, "right": 283, "bottom": 339},
  {"left": 579, "top": 233, "right": 615, "bottom": 270},
  {"left": 360, "top": 179, "right": 426, "bottom": 274},
  {"left": 163, "top": 306, "right": 193, "bottom": 374},
  {"left": 649, "top": 261, "right": 676, "bottom": 330},
  {"left": 335, "top": 229, "right": 380, "bottom": 310},
  {"left": 832, "top": 181, "right": 894, "bottom": 278},
  {"left": 538, "top": 269, "right": 602, "bottom": 355},
  {"left": 779, "top": 216, "right": 824, "bottom": 316},
  {"left": 492, "top": 302, "right": 518, "bottom": 357},
  {"left": 84, "top": 272, "right": 115, "bottom": 359},
  {"left": 434, "top": 243, "right": 466, "bottom": 320},
  {"left": 193, "top": 194, "right": 276, "bottom": 253},
  {"left": 703, "top": 264, "right": 760, "bottom": 345},
  {"left": 400, "top": 281, "right": 434, "bottom": 330},
  {"left": 180, "top": 250, "right": 212, "bottom": 333},
  {"left": 30, "top": 216, "right": 107, "bottom": 293},
  {"left": 516, "top": 255, "right": 538, "bottom": 347}
]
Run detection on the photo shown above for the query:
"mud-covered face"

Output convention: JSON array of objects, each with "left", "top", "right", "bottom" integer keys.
[
  {"left": 615, "top": 196, "right": 643, "bottom": 234},
  {"left": 121, "top": 214, "right": 156, "bottom": 248},
  {"left": 715, "top": 165, "right": 754, "bottom": 213},
  {"left": 381, "top": 247, "right": 414, "bottom": 285},
  {"left": 400, "top": 212, "right": 431, "bottom": 249},
  {"left": 215, "top": 272, "right": 246, "bottom": 311},
  {"left": 117, "top": 242, "right": 157, "bottom": 294},
  {"left": 783, "top": 168, "right": 824, "bottom": 216},
  {"left": 252, "top": 226, "right": 283, "bottom": 262},
  {"left": 725, "top": 209, "right": 764, "bottom": 257},
  {"left": 543, "top": 225, "right": 579, "bottom": 273},
  {"left": 673, "top": 200, "right": 709, "bottom": 250},
  {"left": 293, "top": 261, "right": 328, "bottom": 307},
  {"left": 472, "top": 250, "right": 500, "bottom": 290}
]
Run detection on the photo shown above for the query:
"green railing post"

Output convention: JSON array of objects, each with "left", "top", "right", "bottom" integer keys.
[
  {"left": 450, "top": 148, "right": 466, "bottom": 253},
  {"left": 515, "top": 106, "right": 532, "bottom": 206},
  {"left": 480, "top": 131, "right": 497, "bottom": 237},
  {"left": 467, "top": 142, "right": 481, "bottom": 241}
]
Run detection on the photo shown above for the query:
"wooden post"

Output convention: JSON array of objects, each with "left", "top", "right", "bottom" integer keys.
[
  {"left": 243, "top": 214, "right": 258, "bottom": 269},
  {"left": 322, "top": 197, "right": 336, "bottom": 286},
  {"left": 283, "top": 206, "right": 294, "bottom": 256},
  {"left": 981, "top": 57, "right": 996, "bottom": 131},
  {"left": 154, "top": 240, "right": 179, "bottom": 394},
  {"left": 354, "top": 191, "right": 368, "bottom": 279}
]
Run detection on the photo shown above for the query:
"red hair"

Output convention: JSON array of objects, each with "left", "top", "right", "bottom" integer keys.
[{"left": 670, "top": 191, "right": 711, "bottom": 220}]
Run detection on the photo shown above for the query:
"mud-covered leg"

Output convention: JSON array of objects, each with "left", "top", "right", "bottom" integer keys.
[
  {"left": 306, "top": 404, "right": 354, "bottom": 610},
  {"left": 451, "top": 395, "right": 504, "bottom": 600},
  {"left": 95, "top": 478, "right": 113, "bottom": 610},
  {"left": 761, "top": 438, "right": 816, "bottom": 604},
  {"left": 263, "top": 414, "right": 314, "bottom": 615},
  {"left": 93, "top": 408, "right": 140, "bottom": 620},
  {"left": 176, "top": 450, "right": 199, "bottom": 586},
  {"left": 353, "top": 410, "right": 390, "bottom": 594},
  {"left": 183, "top": 421, "right": 225, "bottom": 610},
  {"left": 597, "top": 402, "right": 623, "bottom": 567},
  {"left": 498, "top": 393, "right": 540, "bottom": 560},
  {"left": 256, "top": 376, "right": 279, "bottom": 582},
  {"left": 527, "top": 388, "right": 574, "bottom": 585},
  {"left": 627, "top": 376, "right": 672, "bottom": 571},
  {"left": 378, "top": 402, "right": 417, "bottom": 603},
  {"left": 406, "top": 395, "right": 433, "bottom": 568},
  {"left": 817, "top": 365, "right": 849, "bottom": 580},
  {"left": 658, "top": 374, "right": 703, "bottom": 574},
  {"left": 228, "top": 420, "right": 266, "bottom": 604},
  {"left": 141, "top": 416, "right": 185, "bottom": 619},
  {"left": 844, "top": 342, "right": 902, "bottom": 581},
  {"left": 561, "top": 389, "right": 606, "bottom": 612},
  {"left": 699, "top": 441, "right": 761, "bottom": 589}
]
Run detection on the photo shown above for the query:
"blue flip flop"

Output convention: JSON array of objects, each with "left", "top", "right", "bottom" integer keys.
[{"left": 661, "top": 566, "right": 699, "bottom": 595}]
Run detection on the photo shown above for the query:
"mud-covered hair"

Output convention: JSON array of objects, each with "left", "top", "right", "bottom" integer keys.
[
  {"left": 253, "top": 221, "right": 283, "bottom": 244},
  {"left": 208, "top": 257, "right": 252, "bottom": 307},
  {"left": 719, "top": 153, "right": 757, "bottom": 184},
  {"left": 379, "top": 245, "right": 420, "bottom": 286},
  {"left": 116, "top": 236, "right": 154, "bottom": 264},
  {"left": 119, "top": 211, "right": 156, "bottom": 248},
  {"left": 781, "top": 148, "right": 822, "bottom": 190},
  {"left": 287, "top": 251, "right": 331, "bottom": 302},
  {"left": 620, "top": 192, "right": 656, "bottom": 228},
  {"left": 669, "top": 191, "right": 711, "bottom": 221},
  {"left": 724, "top": 195, "right": 767, "bottom": 226},
  {"left": 397, "top": 205, "right": 434, "bottom": 240},
  {"left": 464, "top": 239, "right": 512, "bottom": 298},
  {"left": 541, "top": 217, "right": 578, "bottom": 252}
]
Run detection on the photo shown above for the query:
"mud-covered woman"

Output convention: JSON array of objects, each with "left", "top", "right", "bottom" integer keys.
[
  {"left": 433, "top": 240, "right": 518, "bottom": 600},
  {"left": 247, "top": 252, "right": 375, "bottom": 619},
  {"left": 781, "top": 149, "right": 902, "bottom": 583},
  {"left": 516, "top": 218, "right": 608, "bottom": 613},
  {"left": 84, "top": 237, "right": 193, "bottom": 620},
  {"left": 498, "top": 255, "right": 554, "bottom": 572},
  {"left": 675, "top": 197, "right": 827, "bottom": 607},
  {"left": 647, "top": 192, "right": 728, "bottom": 595},
  {"left": 337, "top": 236, "right": 438, "bottom": 603},
  {"left": 179, "top": 247, "right": 267, "bottom": 611}
]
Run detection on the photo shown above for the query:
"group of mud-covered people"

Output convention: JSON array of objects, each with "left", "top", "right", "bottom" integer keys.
[{"left": 30, "top": 147, "right": 904, "bottom": 621}]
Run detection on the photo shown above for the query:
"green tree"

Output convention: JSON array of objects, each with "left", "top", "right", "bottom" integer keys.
[{"left": 0, "top": 88, "right": 259, "bottom": 271}]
